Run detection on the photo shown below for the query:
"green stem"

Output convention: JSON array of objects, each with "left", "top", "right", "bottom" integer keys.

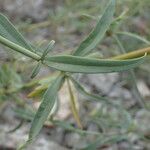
[{"left": 0, "top": 35, "right": 41, "bottom": 61}]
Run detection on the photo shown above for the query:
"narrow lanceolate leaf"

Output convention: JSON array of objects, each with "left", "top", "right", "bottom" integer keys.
[
  {"left": 0, "top": 13, "right": 33, "bottom": 51},
  {"left": 44, "top": 54, "right": 146, "bottom": 74},
  {"left": 29, "top": 74, "right": 65, "bottom": 140},
  {"left": 82, "top": 135, "right": 127, "bottom": 150},
  {"left": 41, "top": 40, "right": 55, "bottom": 60},
  {"left": 69, "top": 76, "right": 110, "bottom": 103},
  {"left": 116, "top": 31, "right": 150, "bottom": 45},
  {"left": 30, "top": 62, "right": 42, "bottom": 79},
  {"left": 72, "top": 0, "right": 115, "bottom": 56}
]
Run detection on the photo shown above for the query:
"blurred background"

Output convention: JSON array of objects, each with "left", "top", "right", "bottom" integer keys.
[{"left": 0, "top": 0, "right": 150, "bottom": 149}]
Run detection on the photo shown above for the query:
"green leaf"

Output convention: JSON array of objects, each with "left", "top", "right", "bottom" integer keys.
[
  {"left": 53, "top": 120, "right": 77, "bottom": 131},
  {"left": 70, "top": 76, "right": 111, "bottom": 102},
  {"left": 53, "top": 120, "right": 99, "bottom": 136},
  {"left": 7, "top": 120, "right": 24, "bottom": 133},
  {"left": 0, "top": 13, "right": 33, "bottom": 51},
  {"left": 72, "top": 0, "right": 115, "bottom": 56},
  {"left": 14, "top": 107, "right": 35, "bottom": 121},
  {"left": 30, "top": 62, "right": 42, "bottom": 79},
  {"left": 69, "top": 76, "right": 118, "bottom": 108},
  {"left": 116, "top": 31, "right": 150, "bottom": 45},
  {"left": 82, "top": 134, "right": 127, "bottom": 150},
  {"left": 41, "top": 40, "right": 55, "bottom": 60},
  {"left": 28, "top": 73, "right": 59, "bottom": 98},
  {"left": 44, "top": 54, "right": 146, "bottom": 74},
  {"left": 29, "top": 74, "right": 65, "bottom": 140}
]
